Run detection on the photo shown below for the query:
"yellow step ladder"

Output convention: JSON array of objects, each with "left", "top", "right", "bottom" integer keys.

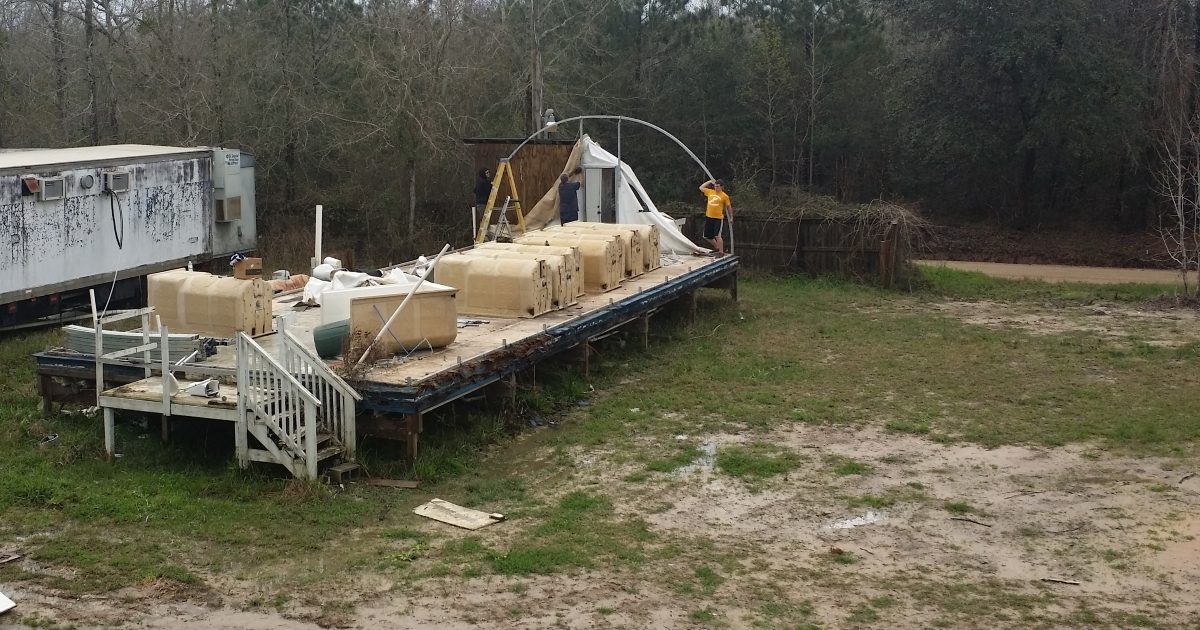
[{"left": 475, "top": 159, "right": 527, "bottom": 243}]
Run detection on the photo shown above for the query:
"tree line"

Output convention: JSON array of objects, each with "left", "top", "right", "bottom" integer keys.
[{"left": 2, "top": 0, "right": 1199, "bottom": 259}]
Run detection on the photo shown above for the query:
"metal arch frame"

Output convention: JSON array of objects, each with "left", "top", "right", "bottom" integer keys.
[{"left": 501, "top": 114, "right": 734, "bottom": 254}]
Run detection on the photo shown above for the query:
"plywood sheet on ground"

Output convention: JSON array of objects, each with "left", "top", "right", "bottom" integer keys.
[{"left": 414, "top": 498, "right": 504, "bottom": 530}]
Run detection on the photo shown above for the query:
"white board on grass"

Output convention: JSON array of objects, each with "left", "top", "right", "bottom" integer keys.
[
  {"left": 414, "top": 498, "right": 504, "bottom": 530},
  {"left": 0, "top": 589, "right": 14, "bottom": 614}
]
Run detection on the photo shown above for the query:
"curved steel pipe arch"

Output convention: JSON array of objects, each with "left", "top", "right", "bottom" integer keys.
[{"left": 501, "top": 114, "right": 733, "bottom": 254}]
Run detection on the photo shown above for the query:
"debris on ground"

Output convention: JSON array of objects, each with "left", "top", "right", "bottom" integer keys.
[
  {"left": 827, "top": 510, "right": 886, "bottom": 530},
  {"left": 414, "top": 498, "right": 504, "bottom": 530},
  {"left": 365, "top": 478, "right": 421, "bottom": 489}
]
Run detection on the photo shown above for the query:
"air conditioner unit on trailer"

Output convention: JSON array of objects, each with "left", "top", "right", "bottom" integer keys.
[
  {"left": 38, "top": 177, "right": 65, "bottom": 201},
  {"left": 103, "top": 171, "right": 130, "bottom": 193}
]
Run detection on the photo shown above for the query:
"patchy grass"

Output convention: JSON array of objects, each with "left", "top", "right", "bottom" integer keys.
[
  {"left": 847, "top": 494, "right": 896, "bottom": 509},
  {"left": 943, "top": 501, "right": 984, "bottom": 516},
  {"left": 646, "top": 443, "right": 701, "bottom": 473},
  {"left": 916, "top": 265, "right": 1178, "bottom": 303},
  {"left": 486, "top": 491, "right": 652, "bottom": 575},
  {"left": 541, "top": 275, "right": 1200, "bottom": 455},
  {"left": 716, "top": 444, "right": 802, "bottom": 480},
  {"left": 827, "top": 455, "right": 873, "bottom": 476},
  {"left": 2, "top": 270, "right": 1199, "bottom": 624},
  {"left": 694, "top": 565, "right": 725, "bottom": 594}
]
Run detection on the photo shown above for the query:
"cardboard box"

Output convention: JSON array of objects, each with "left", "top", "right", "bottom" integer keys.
[{"left": 233, "top": 257, "right": 263, "bottom": 279}]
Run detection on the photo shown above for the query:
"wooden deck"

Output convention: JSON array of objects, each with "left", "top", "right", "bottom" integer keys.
[
  {"left": 37, "top": 250, "right": 737, "bottom": 463},
  {"left": 203, "top": 252, "right": 726, "bottom": 388},
  {"left": 100, "top": 376, "right": 240, "bottom": 421}
]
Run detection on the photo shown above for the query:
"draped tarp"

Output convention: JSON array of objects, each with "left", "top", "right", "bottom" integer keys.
[
  {"left": 523, "top": 139, "right": 585, "bottom": 230},
  {"left": 522, "top": 136, "right": 706, "bottom": 255}
]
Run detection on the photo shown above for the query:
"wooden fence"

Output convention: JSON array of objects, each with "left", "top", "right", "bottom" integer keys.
[{"left": 684, "top": 213, "right": 908, "bottom": 286}]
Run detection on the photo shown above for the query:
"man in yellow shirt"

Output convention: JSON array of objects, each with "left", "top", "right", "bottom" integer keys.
[{"left": 699, "top": 179, "right": 732, "bottom": 256}]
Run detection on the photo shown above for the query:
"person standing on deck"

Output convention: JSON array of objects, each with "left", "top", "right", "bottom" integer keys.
[
  {"left": 699, "top": 179, "right": 732, "bottom": 256},
  {"left": 474, "top": 168, "right": 493, "bottom": 216},
  {"left": 558, "top": 167, "right": 583, "bottom": 224}
]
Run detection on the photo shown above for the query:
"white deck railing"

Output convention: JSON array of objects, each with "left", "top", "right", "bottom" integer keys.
[
  {"left": 236, "top": 333, "right": 322, "bottom": 479},
  {"left": 279, "top": 329, "right": 361, "bottom": 460}
]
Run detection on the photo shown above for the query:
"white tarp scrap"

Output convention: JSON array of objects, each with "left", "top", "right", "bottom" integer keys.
[{"left": 302, "top": 267, "right": 421, "bottom": 307}]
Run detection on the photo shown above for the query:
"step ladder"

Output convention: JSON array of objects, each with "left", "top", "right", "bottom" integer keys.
[{"left": 475, "top": 159, "right": 526, "bottom": 243}]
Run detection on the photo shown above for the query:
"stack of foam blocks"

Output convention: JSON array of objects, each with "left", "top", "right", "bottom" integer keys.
[
  {"left": 564, "top": 222, "right": 662, "bottom": 271},
  {"left": 514, "top": 232, "right": 624, "bottom": 293},
  {"left": 433, "top": 254, "right": 553, "bottom": 318}
]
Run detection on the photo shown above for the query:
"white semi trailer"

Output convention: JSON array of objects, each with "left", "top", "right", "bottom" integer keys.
[{"left": 0, "top": 144, "right": 256, "bottom": 329}]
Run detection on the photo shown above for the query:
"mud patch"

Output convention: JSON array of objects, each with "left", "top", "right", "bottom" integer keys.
[{"left": 929, "top": 300, "right": 1200, "bottom": 347}]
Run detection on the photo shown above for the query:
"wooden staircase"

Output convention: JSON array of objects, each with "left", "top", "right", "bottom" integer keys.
[
  {"left": 236, "top": 329, "right": 362, "bottom": 479},
  {"left": 92, "top": 297, "right": 361, "bottom": 480}
]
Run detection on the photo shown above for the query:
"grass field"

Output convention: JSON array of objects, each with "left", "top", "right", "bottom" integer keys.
[{"left": 1, "top": 268, "right": 1198, "bottom": 627}]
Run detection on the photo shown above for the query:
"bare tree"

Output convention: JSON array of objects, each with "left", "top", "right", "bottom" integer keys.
[{"left": 1153, "top": 0, "right": 1200, "bottom": 295}]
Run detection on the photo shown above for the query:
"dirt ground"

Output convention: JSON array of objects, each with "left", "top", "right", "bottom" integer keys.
[
  {"left": 917, "top": 260, "right": 1197, "bottom": 286},
  {"left": 4, "top": 295, "right": 1199, "bottom": 629},
  {"left": 6, "top": 426, "right": 1198, "bottom": 628}
]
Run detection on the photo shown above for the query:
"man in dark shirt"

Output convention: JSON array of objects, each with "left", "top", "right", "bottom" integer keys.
[
  {"left": 558, "top": 167, "right": 583, "bottom": 224},
  {"left": 474, "top": 168, "right": 493, "bottom": 214}
]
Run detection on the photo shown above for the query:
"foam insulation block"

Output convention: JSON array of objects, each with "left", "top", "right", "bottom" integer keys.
[
  {"left": 148, "top": 269, "right": 273, "bottom": 337},
  {"left": 566, "top": 222, "right": 661, "bottom": 272},
  {"left": 463, "top": 249, "right": 575, "bottom": 309},
  {"left": 545, "top": 227, "right": 640, "bottom": 277},
  {"left": 433, "top": 254, "right": 553, "bottom": 318},
  {"left": 515, "top": 233, "right": 623, "bottom": 293},
  {"left": 476, "top": 242, "right": 585, "bottom": 298}
]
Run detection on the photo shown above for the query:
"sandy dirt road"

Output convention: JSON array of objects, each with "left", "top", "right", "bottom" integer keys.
[{"left": 918, "top": 260, "right": 1197, "bottom": 285}]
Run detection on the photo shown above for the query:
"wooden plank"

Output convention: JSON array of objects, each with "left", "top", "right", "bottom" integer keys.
[
  {"left": 366, "top": 478, "right": 421, "bottom": 489},
  {"left": 99, "top": 307, "right": 156, "bottom": 324},
  {"left": 414, "top": 498, "right": 504, "bottom": 530},
  {"left": 102, "top": 342, "right": 159, "bottom": 360}
]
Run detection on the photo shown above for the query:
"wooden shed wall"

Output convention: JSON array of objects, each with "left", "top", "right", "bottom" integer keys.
[{"left": 466, "top": 140, "right": 574, "bottom": 211}]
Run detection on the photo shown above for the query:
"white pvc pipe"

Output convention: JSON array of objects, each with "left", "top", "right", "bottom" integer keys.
[
  {"left": 354, "top": 243, "right": 452, "bottom": 368},
  {"left": 314, "top": 204, "right": 323, "bottom": 267}
]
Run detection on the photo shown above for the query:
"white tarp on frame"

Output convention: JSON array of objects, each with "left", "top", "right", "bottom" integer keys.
[{"left": 572, "top": 138, "right": 707, "bottom": 255}]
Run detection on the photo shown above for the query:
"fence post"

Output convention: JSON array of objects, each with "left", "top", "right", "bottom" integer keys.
[
  {"left": 879, "top": 220, "right": 899, "bottom": 289},
  {"left": 306, "top": 399, "right": 319, "bottom": 479}
]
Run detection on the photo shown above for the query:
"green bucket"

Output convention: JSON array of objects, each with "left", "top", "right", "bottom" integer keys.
[{"left": 312, "top": 319, "right": 350, "bottom": 360}]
